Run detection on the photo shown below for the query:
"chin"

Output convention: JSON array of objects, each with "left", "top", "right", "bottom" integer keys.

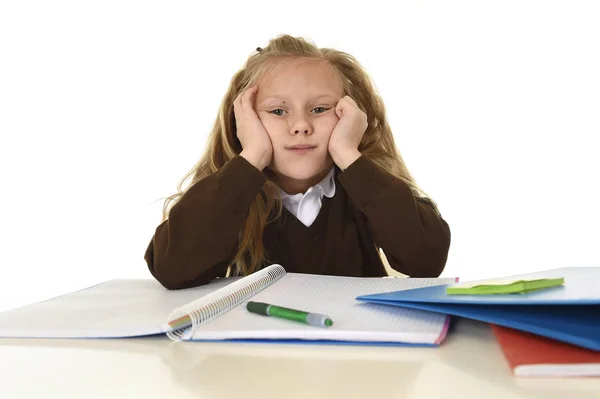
[
  {"left": 270, "top": 159, "right": 333, "bottom": 182},
  {"left": 280, "top": 169, "right": 325, "bottom": 181}
]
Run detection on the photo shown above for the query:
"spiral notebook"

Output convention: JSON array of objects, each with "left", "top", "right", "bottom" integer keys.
[{"left": 0, "top": 265, "right": 457, "bottom": 346}]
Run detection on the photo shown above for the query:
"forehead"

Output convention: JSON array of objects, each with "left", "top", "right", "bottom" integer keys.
[{"left": 256, "top": 58, "right": 342, "bottom": 101}]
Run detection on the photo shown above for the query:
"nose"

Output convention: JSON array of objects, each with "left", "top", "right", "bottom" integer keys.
[{"left": 289, "top": 117, "right": 312, "bottom": 136}]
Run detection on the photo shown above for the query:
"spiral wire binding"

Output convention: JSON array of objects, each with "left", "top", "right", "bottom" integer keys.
[{"left": 166, "top": 264, "right": 286, "bottom": 341}]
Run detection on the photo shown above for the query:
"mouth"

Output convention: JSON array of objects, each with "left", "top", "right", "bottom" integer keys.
[
  {"left": 287, "top": 144, "right": 317, "bottom": 150},
  {"left": 286, "top": 144, "right": 317, "bottom": 155}
]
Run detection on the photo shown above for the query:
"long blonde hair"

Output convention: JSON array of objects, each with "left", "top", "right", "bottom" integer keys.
[{"left": 161, "top": 34, "right": 437, "bottom": 276}]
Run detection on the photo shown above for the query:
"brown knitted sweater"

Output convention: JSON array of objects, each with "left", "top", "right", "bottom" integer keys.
[{"left": 145, "top": 155, "right": 451, "bottom": 289}]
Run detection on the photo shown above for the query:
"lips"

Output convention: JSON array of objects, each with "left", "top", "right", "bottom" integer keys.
[{"left": 286, "top": 144, "right": 317, "bottom": 155}]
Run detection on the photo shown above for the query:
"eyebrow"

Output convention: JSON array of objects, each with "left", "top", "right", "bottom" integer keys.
[{"left": 261, "top": 94, "right": 339, "bottom": 105}]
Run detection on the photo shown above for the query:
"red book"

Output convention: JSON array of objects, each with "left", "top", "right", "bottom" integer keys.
[{"left": 491, "top": 324, "right": 600, "bottom": 377}]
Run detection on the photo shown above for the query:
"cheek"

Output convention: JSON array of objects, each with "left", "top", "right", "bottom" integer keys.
[
  {"left": 315, "top": 114, "right": 339, "bottom": 136},
  {"left": 258, "top": 115, "right": 282, "bottom": 141}
]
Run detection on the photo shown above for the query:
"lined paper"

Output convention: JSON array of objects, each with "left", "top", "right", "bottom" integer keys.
[
  {"left": 0, "top": 272, "right": 456, "bottom": 344},
  {"left": 0, "top": 278, "right": 238, "bottom": 338},
  {"left": 192, "top": 273, "right": 456, "bottom": 344}
]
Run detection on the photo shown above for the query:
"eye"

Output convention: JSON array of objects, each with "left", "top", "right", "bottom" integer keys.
[
  {"left": 312, "top": 107, "right": 330, "bottom": 114},
  {"left": 269, "top": 109, "right": 286, "bottom": 116}
]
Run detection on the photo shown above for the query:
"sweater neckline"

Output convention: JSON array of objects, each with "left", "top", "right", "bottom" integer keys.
[{"left": 280, "top": 194, "right": 333, "bottom": 233}]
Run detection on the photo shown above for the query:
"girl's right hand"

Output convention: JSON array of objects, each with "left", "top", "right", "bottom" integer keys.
[{"left": 234, "top": 85, "right": 273, "bottom": 171}]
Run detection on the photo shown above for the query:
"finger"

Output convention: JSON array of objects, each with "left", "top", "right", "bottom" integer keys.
[
  {"left": 233, "top": 90, "right": 244, "bottom": 117},
  {"left": 340, "top": 96, "right": 361, "bottom": 113},
  {"left": 335, "top": 105, "right": 343, "bottom": 119},
  {"left": 337, "top": 95, "right": 354, "bottom": 110},
  {"left": 335, "top": 97, "right": 348, "bottom": 118},
  {"left": 241, "top": 85, "right": 258, "bottom": 111},
  {"left": 344, "top": 95, "right": 358, "bottom": 105}
]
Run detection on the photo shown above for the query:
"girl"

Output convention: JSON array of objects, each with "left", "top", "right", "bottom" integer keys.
[{"left": 145, "top": 34, "right": 451, "bottom": 290}]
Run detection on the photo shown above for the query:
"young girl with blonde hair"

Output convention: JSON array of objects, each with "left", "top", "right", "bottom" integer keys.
[{"left": 145, "top": 34, "right": 451, "bottom": 289}]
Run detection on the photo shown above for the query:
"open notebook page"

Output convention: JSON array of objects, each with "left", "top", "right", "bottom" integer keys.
[
  {"left": 190, "top": 273, "right": 457, "bottom": 344},
  {"left": 0, "top": 278, "right": 240, "bottom": 338}
]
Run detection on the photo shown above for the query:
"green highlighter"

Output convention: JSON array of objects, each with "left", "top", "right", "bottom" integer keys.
[
  {"left": 446, "top": 277, "right": 565, "bottom": 295},
  {"left": 246, "top": 301, "right": 333, "bottom": 327}
]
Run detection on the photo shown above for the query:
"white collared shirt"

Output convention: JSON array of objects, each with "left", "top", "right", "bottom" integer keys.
[{"left": 280, "top": 167, "right": 336, "bottom": 227}]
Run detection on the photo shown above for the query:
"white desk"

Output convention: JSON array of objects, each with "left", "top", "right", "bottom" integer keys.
[{"left": 0, "top": 318, "right": 598, "bottom": 399}]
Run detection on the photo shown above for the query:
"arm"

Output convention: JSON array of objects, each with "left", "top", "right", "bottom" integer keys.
[
  {"left": 144, "top": 156, "right": 266, "bottom": 289},
  {"left": 337, "top": 156, "right": 451, "bottom": 277}
]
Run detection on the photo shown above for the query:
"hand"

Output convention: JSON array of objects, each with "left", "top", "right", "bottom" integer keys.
[
  {"left": 234, "top": 85, "right": 273, "bottom": 171},
  {"left": 328, "top": 96, "right": 368, "bottom": 170}
]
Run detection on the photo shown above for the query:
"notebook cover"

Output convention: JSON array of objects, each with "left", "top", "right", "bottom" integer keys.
[
  {"left": 491, "top": 324, "right": 600, "bottom": 377},
  {"left": 358, "top": 267, "right": 600, "bottom": 306},
  {"left": 355, "top": 300, "right": 600, "bottom": 351},
  {"left": 356, "top": 267, "right": 600, "bottom": 350}
]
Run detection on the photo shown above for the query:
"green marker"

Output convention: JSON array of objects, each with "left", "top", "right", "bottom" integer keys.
[{"left": 246, "top": 301, "right": 333, "bottom": 328}]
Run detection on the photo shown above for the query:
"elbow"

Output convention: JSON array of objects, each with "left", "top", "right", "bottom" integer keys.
[
  {"left": 387, "top": 247, "right": 448, "bottom": 278},
  {"left": 145, "top": 254, "right": 186, "bottom": 290},
  {"left": 384, "top": 206, "right": 451, "bottom": 278},
  {"left": 152, "top": 269, "right": 201, "bottom": 290},
  {"left": 144, "top": 246, "right": 191, "bottom": 290},
  {"left": 409, "top": 257, "right": 447, "bottom": 278},
  {"left": 406, "top": 225, "right": 451, "bottom": 278},
  {"left": 404, "top": 251, "right": 448, "bottom": 278},
  {"left": 148, "top": 258, "right": 216, "bottom": 290},
  {"left": 144, "top": 244, "right": 225, "bottom": 290}
]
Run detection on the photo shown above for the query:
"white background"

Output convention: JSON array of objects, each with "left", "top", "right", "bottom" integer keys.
[{"left": 1, "top": 1, "right": 599, "bottom": 313}]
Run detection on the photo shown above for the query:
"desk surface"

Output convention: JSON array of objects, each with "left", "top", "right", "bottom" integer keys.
[{"left": 0, "top": 318, "right": 598, "bottom": 399}]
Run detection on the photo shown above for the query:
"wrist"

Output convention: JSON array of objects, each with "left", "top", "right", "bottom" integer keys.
[
  {"left": 240, "top": 150, "right": 270, "bottom": 171},
  {"left": 332, "top": 149, "right": 361, "bottom": 170}
]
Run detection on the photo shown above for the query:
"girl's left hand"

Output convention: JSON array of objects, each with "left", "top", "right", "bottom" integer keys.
[{"left": 328, "top": 96, "right": 368, "bottom": 170}]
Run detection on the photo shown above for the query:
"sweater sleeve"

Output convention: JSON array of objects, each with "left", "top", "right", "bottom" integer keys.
[
  {"left": 337, "top": 156, "right": 451, "bottom": 277},
  {"left": 144, "top": 155, "right": 266, "bottom": 289}
]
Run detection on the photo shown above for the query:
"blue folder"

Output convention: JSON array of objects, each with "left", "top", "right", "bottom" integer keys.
[{"left": 356, "top": 267, "right": 600, "bottom": 351}]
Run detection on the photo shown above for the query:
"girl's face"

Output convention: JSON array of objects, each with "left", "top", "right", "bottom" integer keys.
[{"left": 255, "top": 58, "right": 343, "bottom": 194}]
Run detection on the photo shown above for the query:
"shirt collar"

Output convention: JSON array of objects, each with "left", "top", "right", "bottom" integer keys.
[{"left": 280, "top": 166, "right": 336, "bottom": 200}]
